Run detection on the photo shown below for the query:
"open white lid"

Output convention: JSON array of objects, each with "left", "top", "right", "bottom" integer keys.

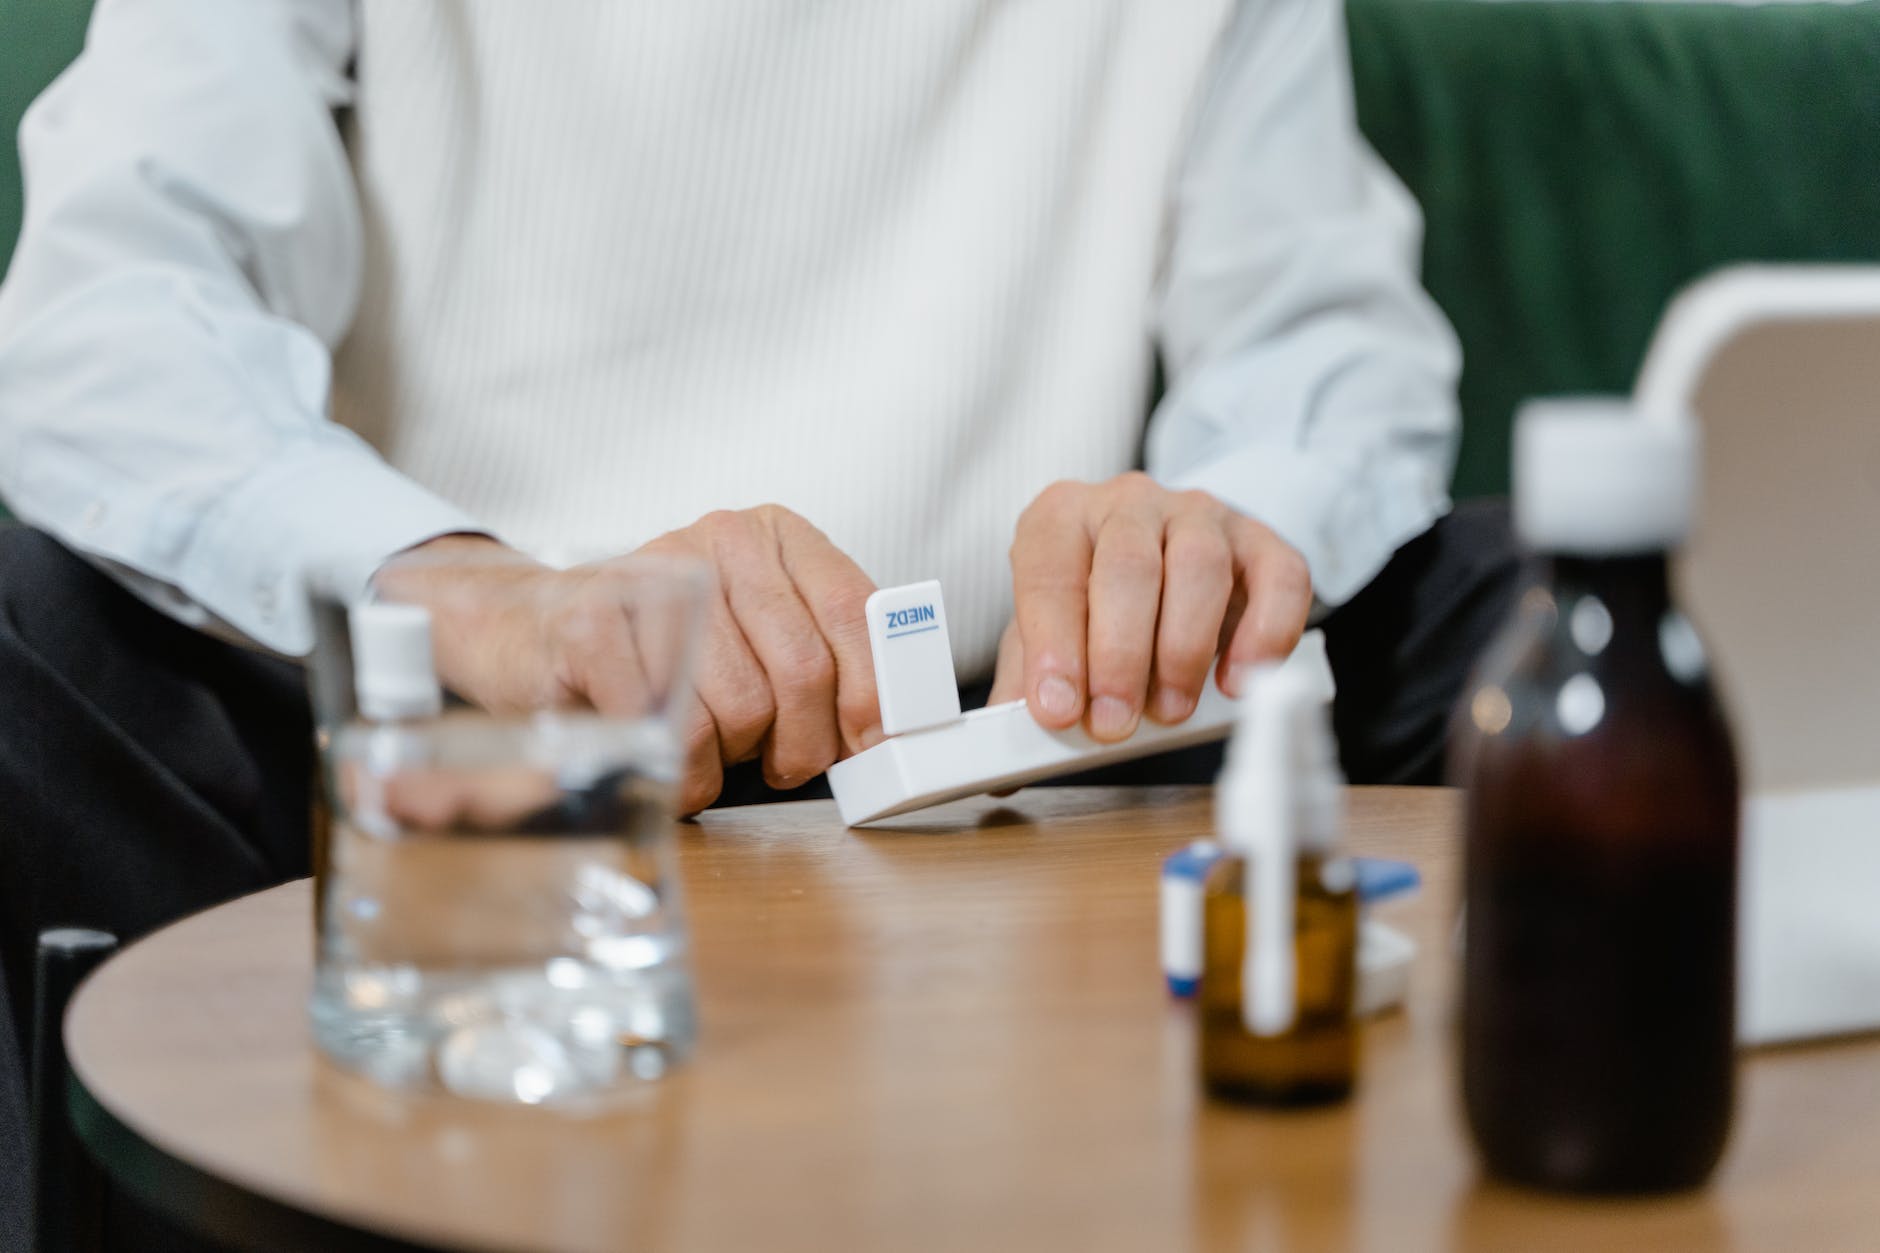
[{"left": 1627, "top": 266, "right": 1880, "bottom": 1046}]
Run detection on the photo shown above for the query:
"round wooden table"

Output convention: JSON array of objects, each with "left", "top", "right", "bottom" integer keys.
[{"left": 66, "top": 787, "right": 1880, "bottom": 1251}]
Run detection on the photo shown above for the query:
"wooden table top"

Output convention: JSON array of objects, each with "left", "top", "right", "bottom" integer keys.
[{"left": 65, "top": 786, "right": 1880, "bottom": 1252}]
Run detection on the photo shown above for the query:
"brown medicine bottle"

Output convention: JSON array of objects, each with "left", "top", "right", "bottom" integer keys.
[
  {"left": 1199, "top": 664, "right": 1359, "bottom": 1105},
  {"left": 1453, "top": 401, "right": 1739, "bottom": 1193}
]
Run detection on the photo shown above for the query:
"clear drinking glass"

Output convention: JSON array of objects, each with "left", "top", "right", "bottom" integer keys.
[{"left": 306, "top": 552, "right": 705, "bottom": 1108}]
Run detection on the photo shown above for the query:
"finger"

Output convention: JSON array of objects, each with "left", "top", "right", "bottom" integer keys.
[
  {"left": 549, "top": 568, "right": 659, "bottom": 717},
  {"left": 1084, "top": 505, "right": 1164, "bottom": 742},
  {"left": 678, "top": 704, "right": 725, "bottom": 816},
  {"left": 382, "top": 765, "right": 565, "bottom": 831},
  {"left": 986, "top": 621, "right": 1026, "bottom": 707},
  {"left": 580, "top": 542, "right": 733, "bottom": 812},
  {"left": 690, "top": 568, "right": 777, "bottom": 765},
  {"left": 1011, "top": 482, "right": 1093, "bottom": 730},
  {"left": 771, "top": 509, "right": 882, "bottom": 756},
  {"left": 1150, "top": 504, "right": 1234, "bottom": 724},
  {"left": 673, "top": 584, "right": 756, "bottom": 814},
  {"left": 711, "top": 511, "right": 843, "bottom": 789},
  {"left": 1218, "top": 519, "right": 1313, "bottom": 695}
]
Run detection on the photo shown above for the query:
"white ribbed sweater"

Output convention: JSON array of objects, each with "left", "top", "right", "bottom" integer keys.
[{"left": 330, "top": 1, "right": 1233, "bottom": 675}]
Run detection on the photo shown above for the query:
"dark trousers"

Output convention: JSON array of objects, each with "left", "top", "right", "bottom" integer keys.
[{"left": 0, "top": 501, "right": 1520, "bottom": 1249}]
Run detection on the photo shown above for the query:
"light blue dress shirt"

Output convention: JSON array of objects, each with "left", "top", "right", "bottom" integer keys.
[{"left": 0, "top": 0, "right": 1459, "bottom": 655}]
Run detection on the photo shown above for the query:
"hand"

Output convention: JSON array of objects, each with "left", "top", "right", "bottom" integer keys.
[
  {"left": 989, "top": 472, "right": 1312, "bottom": 741},
  {"left": 375, "top": 507, "right": 881, "bottom": 814}
]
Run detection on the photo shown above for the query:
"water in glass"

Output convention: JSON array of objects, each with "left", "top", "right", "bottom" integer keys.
[{"left": 310, "top": 711, "right": 694, "bottom": 1107}]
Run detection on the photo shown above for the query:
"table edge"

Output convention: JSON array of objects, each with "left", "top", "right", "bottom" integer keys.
[{"left": 69, "top": 1069, "right": 442, "bottom": 1253}]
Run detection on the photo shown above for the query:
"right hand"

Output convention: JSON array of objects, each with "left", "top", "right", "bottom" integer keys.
[{"left": 374, "top": 506, "right": 882, "bottom": 814}]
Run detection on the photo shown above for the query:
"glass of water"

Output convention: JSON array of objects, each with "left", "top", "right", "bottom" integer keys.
[{"left": 307, "top": 553, "right": 704, "bottom": 1108}]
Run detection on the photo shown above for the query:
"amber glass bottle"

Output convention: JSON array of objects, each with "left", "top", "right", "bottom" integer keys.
[
  {"left": 1199, "top": 664, "right": 1359, "bottom": 1105},
  {"left": 1199, "top": 848, "right": 1358, "bottom": 1104},
  {"left": 1454, "top": 402, "right": 1739, "bottom": 1193}
]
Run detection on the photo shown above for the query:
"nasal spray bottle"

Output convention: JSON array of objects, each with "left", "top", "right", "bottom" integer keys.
[
  {"left": 343, "top": 602, "right": 444, "bottom": 836},
  {"left": 1199, "top": 663, "right": 1359, "bottom": 1105},
  {"left": 350, "top": 602, "right": 445, "bottom": 726}
]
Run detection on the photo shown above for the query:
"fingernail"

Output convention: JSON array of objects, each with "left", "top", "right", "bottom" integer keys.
[
  {"left": 859, "top": 723, "right": 886, "bottom": 751},
  {"left": 1151, "top": 686, "right": 1193, "bottom": 724},
  {"left": 1036, "top": 675, "right": 1079, "bottom": 721},
  {"left": 1089, "top": 695, "right": 1138, "bottom": 740}
]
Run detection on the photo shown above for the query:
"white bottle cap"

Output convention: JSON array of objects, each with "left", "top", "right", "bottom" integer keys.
[
  {"left": 1513, "top": 398, "right": 1698, "bottom": 555},
  {"left": 1220, "top": 666, "right": 1343, "bottom": 856},
  {"left": 350, "top": 602, "right": 443, "bottom": 721}
]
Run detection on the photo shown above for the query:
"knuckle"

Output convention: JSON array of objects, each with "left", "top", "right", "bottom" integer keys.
[
  {"left": 839, "top": 690, "right": 881, "bottom": 734},
  {"left": 1166, "top": 527, "right": 1232, "bottom": 578},
  {"left": 554, "top": 596, "right": 615, "bottom": 653},
  {"left": 1112, "top": 470, "right": 1158, "bottom": 505},
  {"left": 1271, "top": 545, "right": 1312, "bottom": 597},
  {"left": 711, "top": 514, "right": 773, "bottom": 566},
  {"left": 1033, "top": 479, "right": 1084, "bottom": 515},
  {"left": 774, "top": 639, "right": 837, "bottom": 700},
  {"left": 682, "top": 715, "right": 718, "bottom": 762},
  {"left": 819, "top": 581, "right": 872, "bottom": 631},
  {"left": 1175, "top": 487, "right": 1219, "bottom": 514},
  {"left": 1157, "top": 633, "right": 1215, "bottom": 680},
  {"left": 1090, "top": 626, "right": 1152, "bottom": 668},
  {"left": 694, "top": 510, "right": 749, "bottom": 552},
  {"left": 1101, "top": 540, "right": 1162, "bottom": 585},
  {"left": 715, "top": 686, "right": 777, "bottom": 745},
  {"left": 1232, "top": 513, "right": 1275, "bottom": 542}
]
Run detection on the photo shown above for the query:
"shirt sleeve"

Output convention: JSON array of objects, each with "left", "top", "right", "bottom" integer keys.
[
  {"left": 0, "top": 0, "right": 481, "bottom": 655},
  {"left": 1146, "top": 0, "right": 1463, "bottom": 609}
]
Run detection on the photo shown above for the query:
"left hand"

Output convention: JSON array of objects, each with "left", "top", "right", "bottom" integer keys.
[{"left": 989, "top": 472, "right": 1313, "bottom": 741}]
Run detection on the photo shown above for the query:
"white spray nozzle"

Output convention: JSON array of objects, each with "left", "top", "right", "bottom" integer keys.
[
  {"left": 350, "top": 602, "right": 444, "bottom": 721},
  {"left": 1221, "top": 661, "right": 1344, "bottom": 1037}
]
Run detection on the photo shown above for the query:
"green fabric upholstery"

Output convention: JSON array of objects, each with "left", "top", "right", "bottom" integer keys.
[
  {"left": 0, "top": 0, "right": 92, "bottom": 523},
  {"left": 0, "top": 0, "right": 92, "bottom": 278},
  {"left": 1350, "top": 0, "right": 1880, "bottom": 498},
  {"left": 4, "top": 0, "right": 1880, "bottom": 508}
]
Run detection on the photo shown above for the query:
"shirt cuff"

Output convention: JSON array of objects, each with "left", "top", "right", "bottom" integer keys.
[
  {"left": 1167, "top": 441, "right": 1451, "bottom": 610},
  {"left": 178, "top": 437, "right": 483, "bottom": 654}
]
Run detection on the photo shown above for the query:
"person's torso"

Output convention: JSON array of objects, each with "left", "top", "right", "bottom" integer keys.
[{"left": 332, "top": 0, "right": 1234, "bottom": 675}]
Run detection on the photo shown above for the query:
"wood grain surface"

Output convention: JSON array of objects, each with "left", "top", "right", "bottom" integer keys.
[{"left": 64, "top": 787, "right": 1880, "bottom": 1252}]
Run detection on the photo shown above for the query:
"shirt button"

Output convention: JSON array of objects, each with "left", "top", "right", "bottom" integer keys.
[{"left": 255, "top": 582, "right": 278, "bottom": 623}]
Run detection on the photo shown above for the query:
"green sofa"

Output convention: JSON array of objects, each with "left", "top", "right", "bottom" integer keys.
[
  {"left": 1349, "top": 0, "right": 1880, "bottom": 497},
  {"left": 5, "top": 0, "right": 1880, "bottom": 503}
]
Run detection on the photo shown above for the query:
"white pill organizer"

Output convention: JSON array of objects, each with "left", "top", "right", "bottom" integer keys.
[{"left": 829, "top": 580, "right": 1334, "bottom": 826}]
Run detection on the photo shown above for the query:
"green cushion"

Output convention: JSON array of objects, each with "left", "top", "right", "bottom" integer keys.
[
  {"left": 1350, "top": 0, "right": 1880, "bottom": 498},
  {"left": 0, "top": 0, "right": 92, "bottom": 523},
  {"left": 0, "top": 0, "right": 92, "bottom": 279}
]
